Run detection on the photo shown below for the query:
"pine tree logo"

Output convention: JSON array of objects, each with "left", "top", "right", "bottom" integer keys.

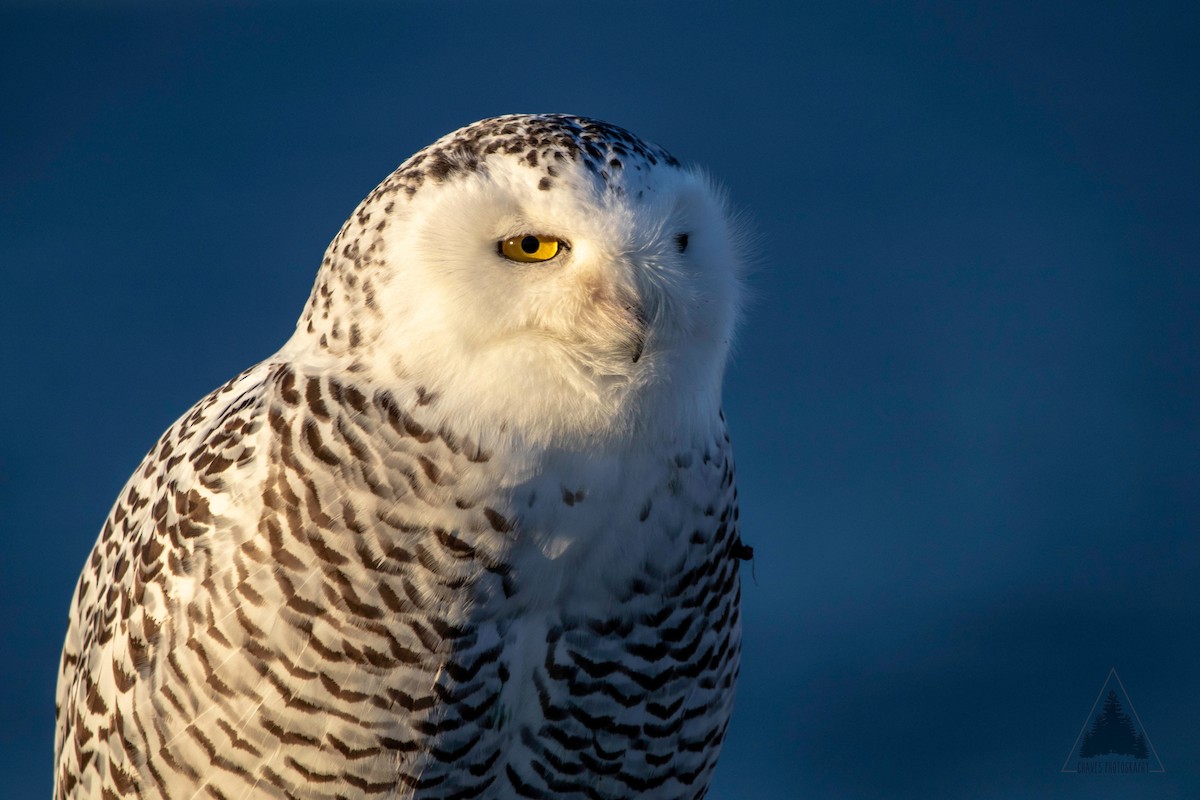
[{"left": 1062, "top": 668, "right": 1164, "bottom": 773}]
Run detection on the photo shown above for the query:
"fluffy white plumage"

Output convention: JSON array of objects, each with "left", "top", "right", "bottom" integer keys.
[{"left": 56, "top": 114, "right": 749, "bottom": 800}]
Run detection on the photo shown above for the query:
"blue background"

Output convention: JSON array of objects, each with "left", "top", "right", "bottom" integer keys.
[{"left": 2, "top": 2, "right": 1197, "bottom": 797}]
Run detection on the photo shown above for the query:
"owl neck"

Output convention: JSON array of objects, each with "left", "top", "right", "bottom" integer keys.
[
  {"left": 280, "top": 339, "right": 725, "bottom": 467},
  {"left": 293, "top": 201, "right": 395, "bottom": 359}
]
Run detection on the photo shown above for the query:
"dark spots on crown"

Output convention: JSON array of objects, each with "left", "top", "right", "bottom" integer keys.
[
  {"left": 371, "top": 114, "right": 680, "bottom": 203},
  {"left": 427, "top": 154, "right": 453, "bottom": 179},
  {"left": 427, "top": 146, "right": 482, "bottom": 182},
  {"left": 538, "top": 177, "right": 552, "bottom": 191}
]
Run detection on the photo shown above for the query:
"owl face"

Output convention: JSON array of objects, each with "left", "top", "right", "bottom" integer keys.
[{"left": 302, "top": 116, "right": 743, "bottom": 446}]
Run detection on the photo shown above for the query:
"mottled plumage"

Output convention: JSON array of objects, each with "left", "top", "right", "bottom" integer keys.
[{"left": 56, "top": 114, "right": 749, "bottom": 799}]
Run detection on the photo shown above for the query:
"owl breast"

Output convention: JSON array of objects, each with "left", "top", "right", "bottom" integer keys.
[
  {"left": 314, "top": 369, "right": 745, "bottom": 799},
  {"left": 57, "top": 362, "right": 743, "bottom": 800}
]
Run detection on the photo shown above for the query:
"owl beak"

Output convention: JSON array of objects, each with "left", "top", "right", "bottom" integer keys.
[
  {"left": 627, "top": 304, "right": 649, "bottom": 363},
  {"left": 631, "top": 333, "right": 646, "bottom": 363}
]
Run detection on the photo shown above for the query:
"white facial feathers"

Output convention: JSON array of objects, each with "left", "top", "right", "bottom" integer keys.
[{"left": 291, "top": 115, "right": 744, "bottom": 447}]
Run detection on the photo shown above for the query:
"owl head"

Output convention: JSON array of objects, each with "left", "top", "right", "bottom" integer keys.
[{"left": 290, "top": 114, "right": 744, "bottom": 448}]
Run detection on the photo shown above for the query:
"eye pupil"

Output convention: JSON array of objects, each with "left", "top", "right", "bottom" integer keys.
[
  {"left": 499, "top": 235, "right": 564, "bottom": 263},
  {"left": 675, "top": 233, "right": 689, "bottom": 253}
]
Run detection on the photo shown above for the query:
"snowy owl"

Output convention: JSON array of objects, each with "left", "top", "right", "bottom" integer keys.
[{"left": 55, "top": 114, "right": 751, "bottom": 800}]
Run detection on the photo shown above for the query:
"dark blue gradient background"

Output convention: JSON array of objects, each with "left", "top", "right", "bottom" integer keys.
[{"left": 2, "top": 3, "right": 1197, "bottom": 797}]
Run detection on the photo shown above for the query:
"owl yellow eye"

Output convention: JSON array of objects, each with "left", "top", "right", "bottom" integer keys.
[{"left": 499, "top": 234, "right": 563, "bottom": 263}]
